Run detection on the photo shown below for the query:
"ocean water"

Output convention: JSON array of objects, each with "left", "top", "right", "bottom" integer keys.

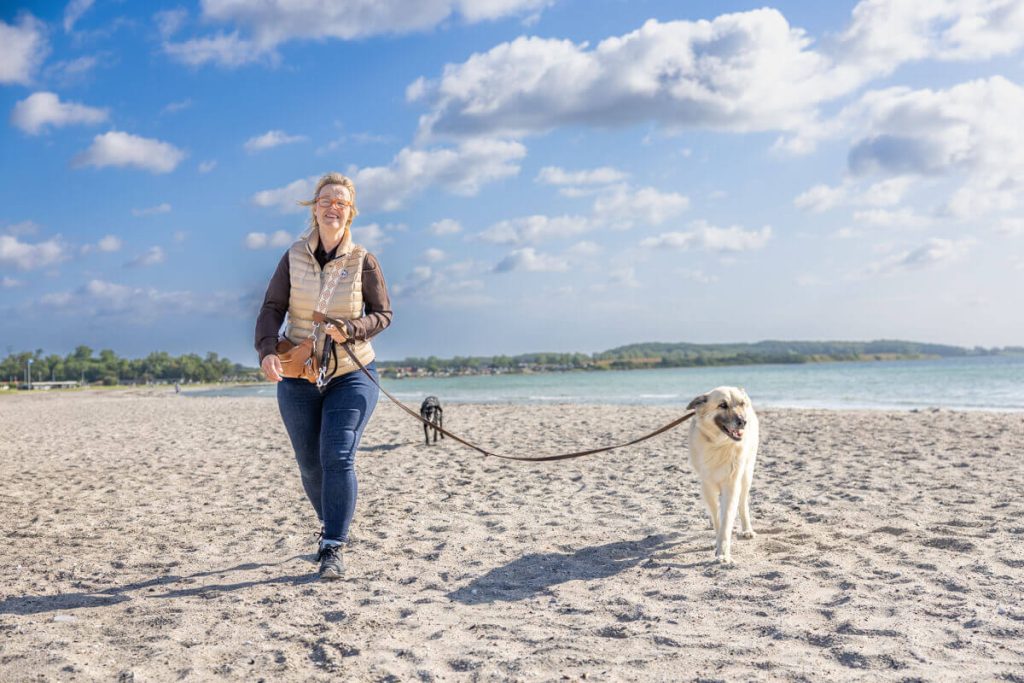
[{"left": 189, "top": 355, "right": 1024, "bottom": 411}]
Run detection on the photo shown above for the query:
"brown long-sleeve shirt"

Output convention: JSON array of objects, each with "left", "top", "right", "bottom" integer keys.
[{"left": 254, "top": 246, "right": 393, "bottom": 362}]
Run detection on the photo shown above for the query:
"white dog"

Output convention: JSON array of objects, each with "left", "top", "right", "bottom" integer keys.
[{"left": 686, "top": 386, "right": 759, "bottom": 563}]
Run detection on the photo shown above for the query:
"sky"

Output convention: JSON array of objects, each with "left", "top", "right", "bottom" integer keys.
[{"left": 1, "top": 0, "right": 1023, "bottom": 364}]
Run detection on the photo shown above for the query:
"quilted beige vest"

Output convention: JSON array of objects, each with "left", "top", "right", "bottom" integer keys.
[{"left": 284, "top": 229, "right": 375, "bottom": 377}]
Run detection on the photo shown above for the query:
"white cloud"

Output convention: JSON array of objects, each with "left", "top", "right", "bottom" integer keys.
[
  {"left": 846, "top": 77, "right": 1024, "bottom": 219},
  {"left": 609, "top": 266, "right": 639, "bottom": 288},
  {"left": 852, "top": 208, "right": 931, "bottom": 229},
  {"left": 0, "top": 235, "right": 67, "bottom": 270},
  {"left": 253, "top": 140, "right": 525, "bottom": 214},
  {"left": 0, "top": 14, "right": 48, "bottom": 85},
  {"left": 428, "top": 218, "right": 462, "bottom": 235},
  {"left": 163, "top": 32, "right": 266, "bottom": 68},
  {"left": 995, "top": 218, "right": 1024, "bottom": 236},
  {"left": 863, "top": 177, "right": 914, "bottom": 207},
  {"left": 391, "top": 265, "right": 434, "bottom": 299},
  {"left": 3, "top": 276, "right": 24, "bottom": 288},
  {"left": 794, "top": 183, "right": 848, "bottom": 213},
  {"left": 40, "top": 292, "right": 73, "bottom": 307},
  {"left": 3, "top": 221, "right": 40, "bottom": 237},
  {"left": 589, "top": 265, "right": 642, "bottom": 292},
  {"left": 203, "top": 0, "right": 554, "bottom": 42},
  {"left": 568, "top": 240, "right": 600, "bottom": 256},
  {"left": 592, "top": 185, "right": 689, "bottom": 228},
  {"left": 162, "top": 98, "right": 192, "bottom": 114},
  {"left": 834, "top": 227, "right": 864, "bottom": 239},
  {"left": 73, "top": 131, "right": 186, "bottom": 174},
  {"left": 478, "top": 214, "right": 590, "bottom": 246},
  {"left": 865, "top": 237, "right": 975, "bottom": 275},
  {"left": 424, "top": 248, "right": 445, "bottom": 262},
  {"left": 352, "top": 223, "right": 393, "bottom": 252},
  {"left": 412, "top": 2, "right": 1024, "bottom": 148},
  {"left": 412, "top": 11, "right": 854, "bottom": 140},
  {"left": 353, "top": 139, "right": 526, "bottom": 211},
  {"left": 44, "top": 55, "right": 101, "bottom": 84},
  {"left": 244, "top": 129, "right": 307, "bottom": 153},
  {"left": 676, "top": 268, "right": 718, "bottom": 284},
  {"left": 41, "top": 279, "right": 246, "bottom": 318},
  {"left": 244, "top": 231, "right": 294, "bottom": 249},
  {"left": 839, "top": 0, "right": 1024, "bottom": 69},
  {"left": 198, "top": 160, "right": 217, "bottom": 173},
  {"left": 640, "top": 221, "right": 772, "bottom": 252},
  {"left": 162, "top": 0, "right": 553, "bottom": 68},
  {"left": 494, "top": 247, "right": 568, "bottom": 272},
  {"left": 472, "top": 183, "right": 690, "bottom": 246},
  {"left": 126, "top": 246, "right": 166, "bottom": 268},
  {"left": 215, "top": 0, "right": 551, "bottom": 43},
  {"left": 154, "top": 8, "right": 188, "bottom": 39},
  {"left": 81, "top": 234, "right": 124, "bottom": 254},
  {"left": 64, "top": 0, "right": 95, "bottom": 33},
  {"left": 794, "top": 176, "right": 915, "bottom": 214},
  {"left": 252, "top": 176, "right": 317, "bottom": 213},
  {"left": 132, "top": 203, "right": 172, "bottom": 217},
  {"left": 11, "top": 92, "right": 109, "bottom": 135},
  {"left": 536, "top": 166, "right": 628, "bottom": 186},
  {"left": 391, "top": 262, "right": 492, "bottom": 306},
  {"left": 97, "top": 235, "right": 122, "bottom": 252}
]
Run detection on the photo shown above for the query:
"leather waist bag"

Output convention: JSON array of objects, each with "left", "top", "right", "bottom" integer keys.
[{"left": 276, "top": 337, "right": 319, "bottom": 383}]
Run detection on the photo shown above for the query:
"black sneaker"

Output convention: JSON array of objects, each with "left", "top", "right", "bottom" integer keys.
[{"left": 317, "top": 543, "right": 344, "bottom": 580}]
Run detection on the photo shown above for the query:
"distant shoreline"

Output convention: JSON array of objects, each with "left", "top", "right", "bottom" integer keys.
[
  {"left": 4, "top": 340, "right": 1020, "bottom": 388},
  {"left": 376, "top": 351, "right": 1020, "bottom": 379}
]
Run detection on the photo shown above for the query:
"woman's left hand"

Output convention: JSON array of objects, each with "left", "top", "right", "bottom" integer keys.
[{"left": 325, "top": 322, "right": 349, "bottom": 344}]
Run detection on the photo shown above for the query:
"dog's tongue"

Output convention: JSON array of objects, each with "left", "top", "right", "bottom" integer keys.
[{"left": 732, "top": 428, "right": 744, "bottom": 439}]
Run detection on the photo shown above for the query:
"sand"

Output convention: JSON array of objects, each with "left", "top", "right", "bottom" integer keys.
[{"left": 1, "top": 389, "right": 1022, "bottom": 682}]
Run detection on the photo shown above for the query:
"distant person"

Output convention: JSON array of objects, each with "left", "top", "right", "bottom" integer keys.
[{"left": 254, "top": 172, "right": 393, "bottom": 580}]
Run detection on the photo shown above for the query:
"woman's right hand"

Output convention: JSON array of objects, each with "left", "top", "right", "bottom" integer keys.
[{"left": 261, "top": 354, "right": 284, "bottom": 382}]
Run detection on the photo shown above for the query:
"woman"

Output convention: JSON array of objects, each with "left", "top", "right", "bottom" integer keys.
[{"left": 254, "top": 172, "right": 393, "bottom": 580}]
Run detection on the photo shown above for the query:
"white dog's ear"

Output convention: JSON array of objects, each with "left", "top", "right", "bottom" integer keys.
[{"left": 687, "top": 394, "right": 708, "bottom": 411}]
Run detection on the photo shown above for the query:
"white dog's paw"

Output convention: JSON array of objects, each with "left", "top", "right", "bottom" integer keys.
[
  {"left": 714, "top": 554, "right": 733, "bottom": 564},
  {"left": 737, "top": 529, "right": 756, "bottom": 540}
]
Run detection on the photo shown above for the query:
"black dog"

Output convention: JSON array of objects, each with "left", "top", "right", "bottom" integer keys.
[{"left": 420, "top": 396, "right": 444, "bottom": 445}]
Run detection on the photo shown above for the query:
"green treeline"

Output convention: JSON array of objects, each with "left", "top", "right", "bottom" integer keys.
[
  {"left": 0, "top": 346, "right": 260, "bottom": 386},
  {"left": 386, "top": 352, "right": 595, "bottom": 374}
]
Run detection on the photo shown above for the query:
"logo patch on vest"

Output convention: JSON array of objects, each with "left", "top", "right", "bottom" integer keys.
[{"left": 338, "top": 268, "right": 349, "bottom": 279}]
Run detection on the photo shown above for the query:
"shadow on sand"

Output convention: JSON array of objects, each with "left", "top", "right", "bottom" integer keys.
[
  {"left": 0, "top": 557, "right": 316, "bottom": 617},
  {"left": 359, "top": 443, "right": 406, "bottom": 453},
  {"left": 447, "top": 533, "right": 682, "bottom": 605}
]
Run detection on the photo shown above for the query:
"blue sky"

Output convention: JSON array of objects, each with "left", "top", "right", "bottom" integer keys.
[{"left": 2, "top": 0, "right": 1023, "bottom": 364}]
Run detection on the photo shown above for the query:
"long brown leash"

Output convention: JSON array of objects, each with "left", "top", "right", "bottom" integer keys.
[{"left": 327, "top": 328, "right": 694, "bottom": 462}]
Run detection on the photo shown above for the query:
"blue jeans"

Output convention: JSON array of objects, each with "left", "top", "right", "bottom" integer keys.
[{"left": 276, "top": 362, "right": 379, "bottom": 544}]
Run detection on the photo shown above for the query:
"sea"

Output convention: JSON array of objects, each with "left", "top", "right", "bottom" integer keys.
[{"left": 188, "top": 355, "right": 1024, "bottom": 411}]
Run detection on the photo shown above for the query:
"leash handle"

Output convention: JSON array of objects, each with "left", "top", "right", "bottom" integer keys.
[{"left": 323, "top": 318, "right": 694, "bottom": 462}]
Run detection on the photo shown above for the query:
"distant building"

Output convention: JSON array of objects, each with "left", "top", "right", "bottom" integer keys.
[{"left": 22, "top": 381, "right": 81, "bottom": 390}]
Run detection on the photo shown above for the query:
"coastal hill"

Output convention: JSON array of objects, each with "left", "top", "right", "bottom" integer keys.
[{"left": 380, "top": 339, "right": 1023, "bottom": 377}]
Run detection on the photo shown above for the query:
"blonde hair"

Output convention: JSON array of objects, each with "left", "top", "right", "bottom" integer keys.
[{"left": 299, "top": 172, "right": 359, "bottom": 234}]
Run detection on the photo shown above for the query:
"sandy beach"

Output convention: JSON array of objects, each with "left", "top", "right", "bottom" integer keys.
[{"left": 1, "top": 389, "right": 1022, "bottom": 682}]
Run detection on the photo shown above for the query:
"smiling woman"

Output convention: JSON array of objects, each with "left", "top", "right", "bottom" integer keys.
[{"left": 253, "top": 171, "right": 393, "bottom": 581}]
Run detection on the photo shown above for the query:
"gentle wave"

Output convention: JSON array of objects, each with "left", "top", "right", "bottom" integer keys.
[{"left": 186, "top": 356, "right": 1024, "bottom": 411}]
